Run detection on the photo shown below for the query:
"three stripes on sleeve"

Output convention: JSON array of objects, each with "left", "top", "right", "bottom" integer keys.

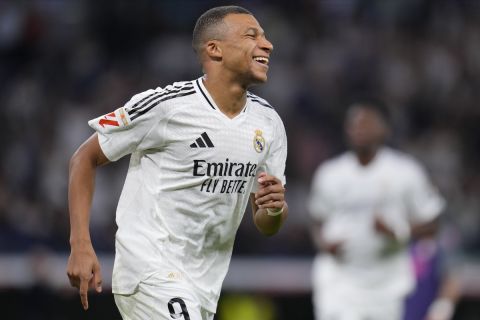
[{"left": 126, "top": 82, "right": 195, "bottom": 121}]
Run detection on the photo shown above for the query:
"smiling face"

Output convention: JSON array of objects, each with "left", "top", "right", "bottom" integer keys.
[{"left": 214, "top": 13, "right": 273, "bottom": 85}]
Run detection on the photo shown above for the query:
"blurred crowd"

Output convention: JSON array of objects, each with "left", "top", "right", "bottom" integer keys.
[{"left": 1, "top": 0, "right": 479, "bottom": 262}]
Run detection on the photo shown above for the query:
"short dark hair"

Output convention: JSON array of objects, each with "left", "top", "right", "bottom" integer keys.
[
  {"left": 192, "top": 5, "right": 252, "bottom": 54},
  {"left": 347, "top": 97, "right": 391, "bottom": 125}
]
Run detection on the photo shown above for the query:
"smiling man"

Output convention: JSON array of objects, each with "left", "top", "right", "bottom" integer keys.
[{"left": 66, "top": 5, "right": 288, "bottom": 320}]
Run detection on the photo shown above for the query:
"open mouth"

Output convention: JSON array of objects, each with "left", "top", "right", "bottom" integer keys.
[{"left": 253, "top": 56, "right": 269, "bottom": 65}]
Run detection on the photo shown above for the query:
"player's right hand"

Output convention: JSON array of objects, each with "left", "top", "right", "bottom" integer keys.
[
  {"left": 66, "top": 242, "right": 103, "bottom": 310},
  {"left": 322, "top": 241, "right": 344, "bottom": 259}
]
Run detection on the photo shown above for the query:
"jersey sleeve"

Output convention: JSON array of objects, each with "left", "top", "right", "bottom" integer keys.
[
  {"left": 252, "top": 116, "right": 287, "bottom": 192},
  {"left": 405, "top": 161, "right": 445, "bottom": 224},
  {"left": 88, "top": 89, "right": 167, "bottom": 161},
  {"left": 308, "top": 165, "right": 333, "bottom": 221}
]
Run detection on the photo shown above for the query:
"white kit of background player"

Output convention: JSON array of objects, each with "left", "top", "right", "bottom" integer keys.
[
  {"left": 308, "top": 147, "right": 445, "bottom": 319},
  {"left": 88, "top": 77, "right": 287, "bottom": 313}
]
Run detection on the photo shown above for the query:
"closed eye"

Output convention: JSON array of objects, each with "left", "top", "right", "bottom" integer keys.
[{"left": 244, "top": 27, "right": 261, "bottom": 39}]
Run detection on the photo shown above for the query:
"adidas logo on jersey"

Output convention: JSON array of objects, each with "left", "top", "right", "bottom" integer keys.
[{"left": 190, "top": 132, "right": 214, "bottom": 148}]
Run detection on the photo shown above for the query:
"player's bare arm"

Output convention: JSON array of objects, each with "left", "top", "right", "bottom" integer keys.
[
  {"left": 67, "top": 133, "right": 109, "bottom": 310},
  {"left": 250, "top": 172, "right": 288, "bottom": 236},
  {"left": 410, "top": 217, "right": 439, "bottom": 239},
  {"left": 374, "top": 215, "right": 439, "bottom": 241}
]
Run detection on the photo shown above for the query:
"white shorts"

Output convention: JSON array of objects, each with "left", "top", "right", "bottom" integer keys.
[
  {"left": 313, "top": 296, "right": 403, "bottom": 320},
  {"left": 312, "top": 257, "right": 405, "bottom": 320},
  {"left": 114, "top": 280, "right": 215, "bottom": 320}
]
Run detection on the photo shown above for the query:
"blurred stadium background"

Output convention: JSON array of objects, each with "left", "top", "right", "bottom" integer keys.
[{"left": 1, "top": 0, "right": 480, "bottom": 319}]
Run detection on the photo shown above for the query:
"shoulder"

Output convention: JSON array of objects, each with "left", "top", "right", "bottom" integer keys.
[
  {"left": 382, "top": 147, "right": 426, "bottom": 176},
  {"left": 127, "top": 80, "right": 195, "bottom": 107},
  {"left": 313, "top": 152, "right": 352, "bottom": 180},
  {"left": 246, "top": 91, "right": 282, "bottom": 122},
  {"left": 327, "top": 152, "right": 354, "bottom": 169},
  {"left": 247, "top": 91, "right": 274, "bottom": 109},
  {"left": 124, "top": 81, "right": 196, "bottom": 120}
]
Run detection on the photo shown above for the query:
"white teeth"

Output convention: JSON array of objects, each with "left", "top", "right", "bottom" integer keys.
[{"left": 254, "top": 57, "right": 269, "bottom": 64}]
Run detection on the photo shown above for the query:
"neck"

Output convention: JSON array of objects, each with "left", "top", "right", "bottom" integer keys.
[
  {"left": 354, "top": 147, "right": 379, "bottom": 166},
  {"left": 202, "top": 71, "right": 248, "bottom": 119}
]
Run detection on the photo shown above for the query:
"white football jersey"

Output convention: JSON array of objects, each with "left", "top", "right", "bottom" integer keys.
[
  {"left": 88, "top": 77, "right": 287, "bottom": 312},
  {"left": 308, "top": 148, "right": 444, "bottom": 304}
]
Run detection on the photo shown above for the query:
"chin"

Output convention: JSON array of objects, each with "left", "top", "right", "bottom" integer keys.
[
  {"left": 241, "top": 76, "right": 266, "bottom": 89},
  {"left": 252, "top": 72, "right": 268, "bottom": 84}
]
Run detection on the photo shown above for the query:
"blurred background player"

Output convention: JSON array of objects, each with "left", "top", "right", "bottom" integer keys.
[
  {"left": 66, "top": 5, "right": 288, "bottom": 320},
  {"left": 308, "top": 100, "right": 445, "bottom": 320}
]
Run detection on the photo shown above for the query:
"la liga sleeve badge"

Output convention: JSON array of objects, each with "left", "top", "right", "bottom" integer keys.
[{"left": 98, "top": 107, "right": 130, "bottom": 128}]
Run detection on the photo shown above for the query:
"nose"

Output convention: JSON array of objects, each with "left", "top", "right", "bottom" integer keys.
[{"left": 260, "top": 36, "right": 273, "bottom": 53}]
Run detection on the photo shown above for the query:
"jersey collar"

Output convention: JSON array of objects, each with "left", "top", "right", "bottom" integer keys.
[
  {"left": 194, "top": 76, "right": 248, "bottom": 119},
  {"left": 195, "top": 76, "right": 217, "bottom": 110}
]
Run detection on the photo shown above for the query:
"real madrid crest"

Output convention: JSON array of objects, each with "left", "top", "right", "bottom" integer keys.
[{"left": 253, "top": 129, "right": 265, "bottom": 153}]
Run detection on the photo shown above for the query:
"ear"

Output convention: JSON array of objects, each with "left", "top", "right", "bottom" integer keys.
[{"left": 205, "top": 40, "right": 223, "bottom": 60}]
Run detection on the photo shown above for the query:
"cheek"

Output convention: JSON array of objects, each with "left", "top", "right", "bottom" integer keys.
[
  {"left": 227, "top": 45, "right": 249, "bottom": 62},
  {"left": 347, "top": 126, "right": 375, "bottom": 144},
  {"left": 233, "top": 42, "right": 255, "bottom": 57}
]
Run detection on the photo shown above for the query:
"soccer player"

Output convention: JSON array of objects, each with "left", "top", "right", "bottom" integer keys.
[
  {"left": 308, "top": 101, "right": 444, "bottom": 320},
  {"left": 66, "top": 6, "right": 288, "bottom": 320}
]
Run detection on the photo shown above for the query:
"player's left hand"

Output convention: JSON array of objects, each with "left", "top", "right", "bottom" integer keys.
[
  {"left": 375, "top": 215, "right": 407, "bottom": 257},
  {"left": 254, "top": 172, "right": 285, "bottom": 211},
  {"left": 374, "top": 215, "right": 396, "bottom": 239}
]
